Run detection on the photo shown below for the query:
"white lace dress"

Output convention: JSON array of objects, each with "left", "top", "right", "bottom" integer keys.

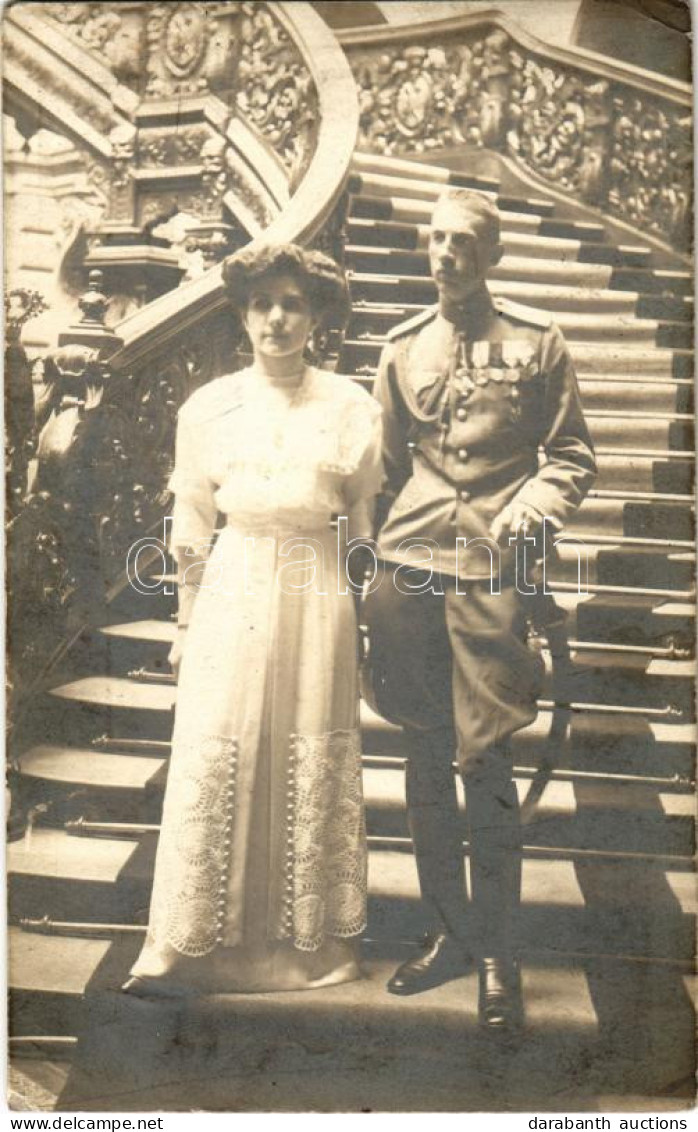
[{"left": 129, "top": 366, "right": 382, "bottom": 993}]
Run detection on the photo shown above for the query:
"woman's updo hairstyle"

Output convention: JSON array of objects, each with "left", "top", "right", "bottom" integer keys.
[{"left": 222, "top": 243, "right": 351, "bottom": 332}]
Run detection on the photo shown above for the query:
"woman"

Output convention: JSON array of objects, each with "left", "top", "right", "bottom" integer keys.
[{"left": 124, "top": 244, "right": 382, "bottom": 995}]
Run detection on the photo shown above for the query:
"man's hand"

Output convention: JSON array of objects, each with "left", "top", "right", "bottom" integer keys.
[{"left": 490, "top": 501, "right": 544, "bottom": 546}]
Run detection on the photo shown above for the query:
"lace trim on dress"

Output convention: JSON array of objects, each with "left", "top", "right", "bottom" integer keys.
[
  {"left": 278, "top": 728, "right": 367, "bottom": 952},
  {"left": 147, "top": 733, "right": 238, "bottom": 957}
]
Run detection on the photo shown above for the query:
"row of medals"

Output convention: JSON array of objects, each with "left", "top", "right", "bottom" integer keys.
[{"left": 453, "top": 339, "right": 535, "bottom": 408}]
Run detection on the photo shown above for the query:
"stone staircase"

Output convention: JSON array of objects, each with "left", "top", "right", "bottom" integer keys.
[{"left": 8, "top": 153, "right": 695, "bottom": 1112}]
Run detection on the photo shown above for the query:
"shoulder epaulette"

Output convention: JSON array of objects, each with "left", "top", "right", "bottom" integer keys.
[
  {"left": 386, "top": 304, "right": 438, "bottom": 342},
  {"left": 493, "top": 297, "right": 553, "bottom": 329},
  {"left": 179, "top": 372, "right": 245, "bottom": 424}
]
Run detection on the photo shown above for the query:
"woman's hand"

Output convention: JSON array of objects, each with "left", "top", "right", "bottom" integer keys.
[{"left": 168, "top": 626, "right": 188, "bottom": 682}]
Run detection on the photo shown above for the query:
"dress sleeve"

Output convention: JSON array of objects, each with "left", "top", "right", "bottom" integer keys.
[
  {"left": 167, "top": 409, "right": 218, "bottom": 552},
  {"left": 342, "top": 398, "right": 384, "bottom": 510}
]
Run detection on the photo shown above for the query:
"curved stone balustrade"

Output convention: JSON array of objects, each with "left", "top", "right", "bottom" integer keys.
[
  {"left": 111, "top": 1, "right": 359, "bottom": 369},
  {"left": 4, "top": 2, "right": 358, "bottom": 296},
  {"left": 339, "top": 8, "right": 692, "bottom": 254}
]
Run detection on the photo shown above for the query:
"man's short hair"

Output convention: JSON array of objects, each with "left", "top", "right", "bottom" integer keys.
[{"left": 431, "top": 188, "right": 501, "bottom": 245}]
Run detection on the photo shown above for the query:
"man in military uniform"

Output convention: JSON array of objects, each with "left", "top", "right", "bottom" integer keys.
[{"left": 364, "top": 188, "right": 596, "bottom": 1030}]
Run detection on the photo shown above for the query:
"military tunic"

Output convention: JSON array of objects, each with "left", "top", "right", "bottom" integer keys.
[
  {"left": 365, "top": 293, "right": 596, "bottom": 947},
  {"left": 375, "top": 295, "right": 597, "bottom": 581}
]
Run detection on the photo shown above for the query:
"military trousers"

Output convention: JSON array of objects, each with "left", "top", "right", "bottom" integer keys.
[{"left": 363, "top": 565, "right": 544, "bottom": 953}]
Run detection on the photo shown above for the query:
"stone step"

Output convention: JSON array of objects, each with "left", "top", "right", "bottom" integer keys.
[
  {"left": 351, "top": 150, "right": 503, "bottom": 194},
  {"left": 8, "top": 926, "right": 600, "bottom": 1050},
  {"left": 578, "top": 380, "right": 693, "bottom": 415},
  {"left": 8, "top": 831, "right": 695, "bottom": 967},
  {"left": 349, "top": 270, "right": 645, "bottom": 313},
  {"left": 568, "top": 497, "right": 694, "bottom": 542},
  {"left": 347, "top": 302, "right": 682, "bottom": 344},
  {"left": 103, "top": 584, "right": 694, "bottom": 658},
  {"left": 566, "top": 343, "right": 692, "bottom": 379},
  {"left": 346, "top": 251, "right": 694, "bottom": 319},
  {"left": 347, "top": 238, "right": 614, "bottom": 274},
  {"left": 9, "top": 826, "right": 695, "bottom": 933},
  {"left": 9, "top": 927, "right": 117, "bottom": 1037},
  {"left": 37, "top": 676, "right": 694, "bottom": 780},
  {"left": 555, "top": 592, "right": 694, "bottom": 652},
  {"left": 13, "top": 741, "right": 694, "bottom": 858},
  {"left": 15, "top": 923, "right": 696, "bottom": 1111},
  {"left": 551, "top": 541, "right": 695, "bottom": 594},
  {"left": 593, "top": 453, "right": 693, "bottom": 496},
  {"left": 350, "top": 171, "right": 555, "bottom": 216},
  {"left": 14, "top": 745, "right": 168, "bottom": 825},
  {"left": 363, "top": 703, "right": 695, "bottom": 780},
  {"left": 347, "top": 206, "right": 635, "bottom": 255},
  {"left": 44, "top": 621, "right": 695, "bottom": 725},
  {"left": 349, "top": 153, "right": 611, "bottom": 240},
  {"left": 351, "top": 194, "right": 553, "bottom": 234}
]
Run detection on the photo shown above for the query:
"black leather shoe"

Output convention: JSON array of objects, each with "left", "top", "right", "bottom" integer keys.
[
  {"left": 478, "top": 957, "right": 524, "bottom": 1032},
  {"left": 387, "top": 933, "right": 472, "bottom": 996}
]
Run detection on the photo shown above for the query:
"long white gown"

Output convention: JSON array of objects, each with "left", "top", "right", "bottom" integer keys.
[{"left": 129, "top": 365, "right": 382, "bottom": 993}]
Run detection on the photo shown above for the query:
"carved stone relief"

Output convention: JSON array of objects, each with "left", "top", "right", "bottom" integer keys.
[
  {"left": 349, "top": 29, "right": 692, "bottom": 249},
  {"left": 24, "top": 1, "right": 320, "bottom": 250},
  {"left": 138, "top": 127, "right": 212, "bottom": 168},
  {"left": 106, "top": 123, "right": 138, "bottom": 223},
  {"left": 607, "top": 95, "right": 691, "bottom": 245},
  {"left": 143, "top": 1, "right": 242, "bottom": 98},
  {"left": 236, "top": 2, "right": 318, "bottom": 175}
]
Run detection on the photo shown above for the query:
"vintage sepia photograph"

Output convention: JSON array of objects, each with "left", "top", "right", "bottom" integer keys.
[{"left": 3, "top": 0, "right": 695, "bottom": 1115}]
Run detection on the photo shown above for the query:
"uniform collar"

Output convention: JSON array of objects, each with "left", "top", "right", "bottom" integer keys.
[{"left": 438, "top": 287, "right": 494, "bottom": 335}]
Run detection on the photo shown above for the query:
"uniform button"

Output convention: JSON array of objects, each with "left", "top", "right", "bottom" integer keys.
[
  {"left": 459, "top": 490, "right": 471, "bottom": 503},
  {"left": 456, "top": 407, "right": 468, "bottom": 421},
  {"left": 457, "top": 447, "right": 469, "bottom": 462}
]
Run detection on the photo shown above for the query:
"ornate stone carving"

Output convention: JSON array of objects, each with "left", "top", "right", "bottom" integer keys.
[
  {"left": 145, "top": 1, "right": 242, "bottom": 99},
  {"left": 349, "top": 29, "right": 691, "bottom": 249},
  {"left": 6, "top": 320, "right": 134, "bottom": 728},
  {"left": 138, "top": 126, "right": 211, "bottom": 168},
  {"left": 607, "top": 95, "right": 691, "bottom": 245},
  {"left": 163, "top": 3, "right": 207, "bottom": 76},
  {"left": 106, "top": 123, "right": 137, "bottom": 223},
  {"left": 42, "top": 2, "right": 142, "bottom": 87},
  {"left": 200, "top": 136, "right": 229, "bottom": 219},
  {"left": 236, "top": 2, "right": 318, "bottom": 175},
  {"left": 509, "top": 54, "right": 587, "bottom": 192},
  {"left": 136, "top": 134, "right": 272, "bottom": 240},
  {"left": 16, "top": 2, "right": 321, "bottom": 257},
  {"left": 354, "top": 36, "right": 503, "bottom": 155},
  {"left": 138, "top": 192, "right": 204, "bottom": 231}
]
